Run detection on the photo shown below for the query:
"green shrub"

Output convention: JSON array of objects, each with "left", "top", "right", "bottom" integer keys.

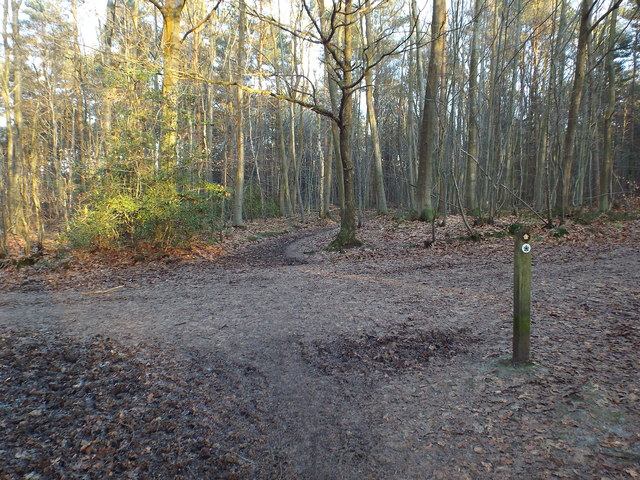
[
  {"left": 67, "top": 193, "right": 138, "bottom": 248},
  {"left": 67, "top": 180, "right": 228, "bottom": 249},
  {"left": 508, "top": 223, "right": 524, "bottom": 235}
]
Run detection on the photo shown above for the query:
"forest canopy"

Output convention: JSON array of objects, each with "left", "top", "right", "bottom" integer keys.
[{"left": 0, "top": 0, "right": 638, "bottom": 255}]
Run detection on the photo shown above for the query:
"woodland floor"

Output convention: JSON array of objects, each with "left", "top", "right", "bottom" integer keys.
[{"left": 1, "top": 213, "right": 639, "bottom": 479}]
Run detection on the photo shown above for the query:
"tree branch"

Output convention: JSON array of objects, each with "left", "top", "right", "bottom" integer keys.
[
  {"left": 588, "top": 0, "right": 624, "bottom": 33},
  {"left": 191, "top": 74, "right": 339, "bottom": 124},
  {"left": 462, "top": 149, "right": 550, "bottom": 225},
  {"left": 145, "top": 0, "right": 166, "bottom": 16},
  {"left": 182, "top": 0, "right": 223, "bottom": 42},
  {"left": 247, "top": 5, "right": 321, "bottom": 44}
]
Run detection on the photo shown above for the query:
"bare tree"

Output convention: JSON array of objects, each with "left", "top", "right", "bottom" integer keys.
[
  {"left": 560, "top": 0, "right": 623, "bottom": 221},
  {"left": 465, "top": 0, "right": 481, "bottom": 216},
  {"left": 600, "top": 1, "right": 618, "bottom": 212},
  {"left": 232, "top": 0, "right": 247, "bottom": 226},
  {"left": 145, "top": 0, "right": 222, "bottom": 170},
  {"left": 364, "top": 0, "right": 388, "bottom": 214},
  {"left": 416, "top": 0, "right": 446, "bottom": 221}
]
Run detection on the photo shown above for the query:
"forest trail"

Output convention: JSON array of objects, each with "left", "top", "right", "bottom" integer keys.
[{"left": 1, "top": 221, "right": 639, "bottom": 479}]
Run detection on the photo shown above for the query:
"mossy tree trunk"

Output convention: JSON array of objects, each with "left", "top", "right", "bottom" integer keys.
[
  {"left": 147, "top": 0, "right": 221, "bottom": 172},
  {"left": 159, "top": 4, "right": 184, "bottom": 172}
]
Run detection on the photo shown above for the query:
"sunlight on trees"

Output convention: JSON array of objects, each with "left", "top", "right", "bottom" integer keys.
[{"left": 0, "top": 0, "right": 637, "bottom": 256}]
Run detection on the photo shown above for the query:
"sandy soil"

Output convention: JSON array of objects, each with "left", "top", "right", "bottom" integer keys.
[{"left": 1, "top": 216, "right": 639, "bottom": 479}]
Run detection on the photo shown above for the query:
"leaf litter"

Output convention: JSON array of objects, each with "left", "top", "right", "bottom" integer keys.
[{"left": 0, "top": 212, "right": 639, "bottom": 479}]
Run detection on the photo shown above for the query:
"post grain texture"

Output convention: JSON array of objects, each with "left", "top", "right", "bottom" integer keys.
[{"left": 513, "top": 228, "right": 532, "bottom": 364}]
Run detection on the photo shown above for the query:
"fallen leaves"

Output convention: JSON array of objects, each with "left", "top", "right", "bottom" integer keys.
[
  {"left": 0, "top": 212, "right": 638, "bottom": 479},
  {"left": 302, "top": 321, "right": 476, "bottom": 376},
  {"left": 0, "top": 330, "right": 288, "bottom": 479}
]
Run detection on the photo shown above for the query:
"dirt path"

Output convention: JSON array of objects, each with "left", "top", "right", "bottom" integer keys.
[{"left": 1, "top": 221, "right": 639, "bottom": 479}]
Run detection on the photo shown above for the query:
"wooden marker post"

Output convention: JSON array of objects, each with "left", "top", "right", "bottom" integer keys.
[{"left": 513, "top": 228, "right": 532, "bottom": 364}]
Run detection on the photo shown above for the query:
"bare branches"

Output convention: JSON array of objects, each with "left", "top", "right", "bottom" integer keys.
[
  {"left": 588, "top": 0, "right": 624, "bottom": 34},
  {"left": 182, "top": 0, "right": 223, "bottom": 42},
  {"left": 303, "top": 0, "right": 414, "bottom": 93},
  {"left": 190, "top": 73, "right": 338, "bottom": 124},
  {"left": 145, "top": 0, "right": 223, "bottom": 43},
  {"left": 144, "top": 0, "right": 165, "bottom": 15},
  {"left": 247, "top": 4, "right": 320, "bottom": 44},
  {"left": 462, "top": 150, "right": 549, "bottom": 225}
]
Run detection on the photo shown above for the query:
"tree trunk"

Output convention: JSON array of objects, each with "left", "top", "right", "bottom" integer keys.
[
  {"left": 364, "top": 0, "right": 387, "bottom": 214},
  {"left": 1, "top": 0, "right": 14, "bottom": 247},
  {"left": 11, "top": 0, "right": 28, "bottom": 251},
  {"left": 465, "top": 0, "right": 481, "bottom": 215},
  {"left": 559, "top": 0, "right": 591, "bottom": 220},
  {"left": 271, "top": 27, "right": 293, "bottom": 217},
  {"left": 100, "top": 0, "right": 116, "bottom": 161},
  {"left": 329, "top": 0, "right": 361, "bottom": 249},
  {"left": 71, "top": 0, "right": 86, "bottom": 188},
  {"left": 276, "top": 95, "right": 293, "bottom": 216},
  {"left": 232, "top": 0, "right": 246, "bottom": 226},
  {"left": 416, "top": 0, "right": 446, "bottom": 221},
  {"left": 600, "top": 4, "right": 617, "bottom": 213},
  {"left": 318, "top": 0, "right": 344, "bottom": 213},
  {"left": 159, "top": 5, "right": 184, "bottom": 171}
]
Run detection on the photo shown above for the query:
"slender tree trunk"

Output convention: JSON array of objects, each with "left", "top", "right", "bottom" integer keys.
[
  {"left": 412, "top": 0, "right": 425, "bottom": 113},
  {"left": 322, "top": 136, "right": 333, "bottom": 215},
  {"left": 600, "top": 4, "right": 617, "bottom": 213},
  {"left": 559, "top": 0, "right": 591, "bottom": 220},
  {"left": 364, "top": 0, "right": 387, "bottom": 214},
  {"left": 11, "top": 0, "right": 28, "bottom": 251},
  {"left": 0, "top": 168, "right": 6, "bottom": 256},
  {"left": 465, "top": 0, "right": 481, "bottom": 215},
  {"left": 416, "top": 0, "right": 446, "bottom": 221},
  {"left": 276, "top": 100, "right": 292, "bottom": 216},
  {"left": 318, "top": 0, "right": 344, "bottom": 213},
  {"left": 28, "top": 126, "right": 43, "bottom": 248},
  {"left": 276, "top": 108, "right": 289, "bottom": 215},
  {"left": 271, "top": 27, "right": 293, "bottom": 216},
  {"left": 534, "top": 43, "right": 551, "bottom": 212},
  {"left": 485, "top": 0, "right": 503, "bottom": 221},
  {"left": 320, "top": 93, "right": 332, "bottom": 217},
  {"left": 406, "top": 0, "right": 422, "bottom": 210},
  {"left": 536, "top": 0, "right": 566, "bottom": 218},
  {"left": 100, "top": 0, "right": 116, "bottom": 162},
  {"left": 232, "top": 0, "right": 246, "bottom": 226},
  {"left": 159, "top": 6, "right": 184, "bottom": 171},
  {"left": 318, "top": 113, "right": 326, "bottom": 217},
  {"left": 71, "top": 0, "right": 85, "bottom": 189},
  {"left": 1, "top": 0, "right": 14, "bottom": 244}
]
